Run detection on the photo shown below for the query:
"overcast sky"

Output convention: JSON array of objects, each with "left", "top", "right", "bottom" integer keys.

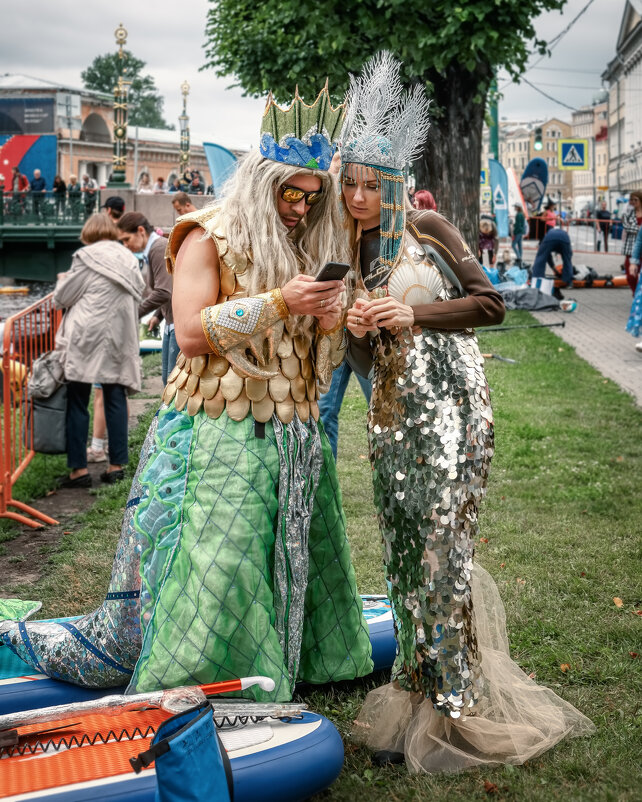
[{"left": 1, "top": 0, "right": 627, "bottom": 147}]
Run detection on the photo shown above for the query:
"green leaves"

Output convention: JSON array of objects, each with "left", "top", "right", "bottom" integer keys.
[{"left": 81, "top": 50, "right": 174, "bottom": 130}]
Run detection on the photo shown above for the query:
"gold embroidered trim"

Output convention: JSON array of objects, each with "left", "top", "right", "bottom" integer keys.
[{"left": 271, "top": 287, "right": 290, "bottom": 321}]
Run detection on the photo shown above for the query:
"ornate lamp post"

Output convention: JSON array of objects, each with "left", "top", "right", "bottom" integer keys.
[
  {"left": 108, "top": 23, "right": 131, "bottom": 187},
  {"left": 179, "top": 80, "right": 191, "bottom": 175}
]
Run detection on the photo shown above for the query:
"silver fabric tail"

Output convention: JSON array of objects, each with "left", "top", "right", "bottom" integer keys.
[
  {"left": 0, "top": 415, "right": 160, "bottom": 687},
  {"left": 272, "top": 413, "right": 323, "bottom": 690}
]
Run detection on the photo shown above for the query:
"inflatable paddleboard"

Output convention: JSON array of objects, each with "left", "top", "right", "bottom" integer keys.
[
  {"left": 0, "top": 595, "right": 397, "bottom": 716},
  {"left": 553, "top": 274, "right": 629, "bottom": 288},
  {"left": 0, "top": 705, "right": 343, "bottom": 802}
]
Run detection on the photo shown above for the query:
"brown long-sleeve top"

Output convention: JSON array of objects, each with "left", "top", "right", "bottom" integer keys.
[{"left": 348, "top": 210, "right": 505, "bottom": 376}]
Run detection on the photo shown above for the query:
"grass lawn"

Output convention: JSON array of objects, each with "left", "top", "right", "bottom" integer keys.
[{"left": 4, "top": 313, "right": 641, "bottom": 800}]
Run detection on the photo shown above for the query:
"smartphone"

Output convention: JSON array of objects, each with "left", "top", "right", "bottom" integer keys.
[{"left": 315, "top": 261, "right": 350, "bottom": 282}]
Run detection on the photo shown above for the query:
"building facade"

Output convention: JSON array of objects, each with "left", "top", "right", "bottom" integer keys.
[
  {"left": 570, "top": 100, "right": 608, "bottom": 214},
  {"left": 0, "top": 74, "right": 245, "bottom": 191},
  {"left": 603, "top": 0, "right": 642, "bottom": 199}
]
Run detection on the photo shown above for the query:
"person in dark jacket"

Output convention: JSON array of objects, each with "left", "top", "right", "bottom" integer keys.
[
  {"left": 30, "top": 169, "right": 47, "bottom": 218},
  {"left": 531, "top": 227, "right": 574, "bottom": 285},
  {"left": 595, "top": 201, "right": 612, "bottom": 252}
]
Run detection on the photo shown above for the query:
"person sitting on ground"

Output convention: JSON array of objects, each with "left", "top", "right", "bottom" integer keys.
[
  {"left": 412, "top": 189, "right": 437, "bottom": 211},
  {"left": 53, "top": 213, "right": 145, "bottom": 488},
  {"left": 171, "top": 191, "right": 197, "bottom": 216}
]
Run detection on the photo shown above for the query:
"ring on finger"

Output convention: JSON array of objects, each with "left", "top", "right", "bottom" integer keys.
[
  {"left": 320, "top": 298, "right": 326, "bottom": 308},
  {"left": 356, "top": 316, "right": 361, "bottom": 325}
]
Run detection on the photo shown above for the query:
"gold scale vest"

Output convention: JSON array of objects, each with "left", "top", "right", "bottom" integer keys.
[{"left": 161, "top": 206, "right": 344, "bottom": 425}]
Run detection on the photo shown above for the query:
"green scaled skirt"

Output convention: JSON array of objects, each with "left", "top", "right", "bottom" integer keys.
[{"left": 128, "top": 404, "right": 372, "bottom": 701}]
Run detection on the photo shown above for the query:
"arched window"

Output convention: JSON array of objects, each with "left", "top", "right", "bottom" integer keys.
[{"left": 80, "top": 113, "right": 111, "bottom": 144}]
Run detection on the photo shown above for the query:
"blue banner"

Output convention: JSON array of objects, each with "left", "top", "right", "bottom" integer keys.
[
  {"left": 202, "top": 142, "right": 238, "bottom": 197},
  {"left": 489, "top": 158, "right": 509, "bottom": 238}
]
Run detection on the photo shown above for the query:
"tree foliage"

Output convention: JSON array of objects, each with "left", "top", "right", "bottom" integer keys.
[
  {"left": 82, "top": 51, "right": 174, "bottom": 130},
  {"left": 203, "top": 0, "right": 566, "bottom": 243}
]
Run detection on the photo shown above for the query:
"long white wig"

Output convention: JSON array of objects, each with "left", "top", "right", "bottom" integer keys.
[{"left": 201, "top": 150, "right": 350, "bottom": 339}]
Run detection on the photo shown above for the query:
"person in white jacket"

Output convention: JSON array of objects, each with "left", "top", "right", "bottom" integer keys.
[{"left": 53, "top": 213, "right": 145, "bottom": 487}]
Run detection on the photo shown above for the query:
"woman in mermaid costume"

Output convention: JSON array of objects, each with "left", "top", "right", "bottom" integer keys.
[
  {"left": 342, "top": 53, "right": 594, "bottom": 772},
  {"left": 0, "top": 85, "right": 373, "bottom": 702}
]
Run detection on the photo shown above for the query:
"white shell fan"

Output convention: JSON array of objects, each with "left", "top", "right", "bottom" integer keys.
[{"left": 387, "top": 259, "right": 445, "bottom": 305}]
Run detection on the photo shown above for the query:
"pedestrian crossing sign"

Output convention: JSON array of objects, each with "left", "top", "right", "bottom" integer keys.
[
  {"left": 558, "top": 139, "right": 589, "bottom": 170},
  {"left": 480, "top": 169, "right": 488, "bottom": 185}
]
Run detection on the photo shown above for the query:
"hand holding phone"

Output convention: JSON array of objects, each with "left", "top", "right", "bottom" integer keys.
[{"left": 315, "top": 261, "right": 350, "bottom": 282}]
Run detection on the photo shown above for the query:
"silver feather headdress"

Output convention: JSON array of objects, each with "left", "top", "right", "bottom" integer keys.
[
  {"left": 339, "top": 53, "right": 431, "bottom": 273},
  {"left": 340, "top": 51, "right": 430, "bottom": 173}
]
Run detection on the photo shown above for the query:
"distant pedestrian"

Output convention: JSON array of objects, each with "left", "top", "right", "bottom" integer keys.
[
  {"left": 81, "top": 174, "right": 98, "bottom": 217},
  {"left": 11, "top": 166, "right": 28, "bottom": 194},
  {"left": 67, "top": 174, "right": 82, "bottom": 221},
  {"left": 101, "top": 195, "right": 125, "bottom": 222},
  {"left": 137, "top": 172, "right": 153, "bottom": 194},
  {"left": 117, "top": 212, "right": 177, "bottom": 384},
  {"left": 412, "top": 189, "right": 437, "bottom": 211},
  {"left": 30, "top": 169, "right": 47, "bottom": 217},
  {"left": 543, "top": 200, "right": 557, "bottom": 231},
  {"left": 171, "top": 191, "right": 197, "bottom": 216},
  {"left": 53, "top": 213, "right": 144, "bottom": 488},
  {"left": 626, "top": 225, "right": 642, "bottom": 351},
  {"left": 153, "top": 176, "right": 168, "bottom": 194},
  {"left": 52, "top": 175, "right": 66, "bottom": 217},
  {"left": 511, "top": 203, "right": 527, "bottom": 264},
  {"left": 189, "top": 172, "right": 205, "bottom": 195},
  {"left": 178, "top": 170, "right": 193, "bottom": 192},
  {"left": 531, "top": 227, "right": 574, "bottom": 287},
  {"left": 11, "top": 166, "right": 29, "bottom": 212},
  {"left": 621, "top": 191, "right": 642, "bottom": 293},
  {"left": 168, "top": 177, "right": 181, "bottom": 193},
  {"left": 595, "top": 201, "right": 612, "bottom": 252},
  {"left": 478, "top": 218, "right": 499, "bottom": 266}
]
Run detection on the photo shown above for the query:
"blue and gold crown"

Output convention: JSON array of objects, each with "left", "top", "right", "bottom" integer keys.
[{"left": 259, "top": 82, "right": 344, "bottom": 171}]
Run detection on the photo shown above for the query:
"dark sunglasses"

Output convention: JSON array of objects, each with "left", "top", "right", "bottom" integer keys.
[{"left": 279, "top": 184, "right": 324, "bottom": 206}]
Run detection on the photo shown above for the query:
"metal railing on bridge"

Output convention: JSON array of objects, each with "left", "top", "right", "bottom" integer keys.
[{"left": 0, "top": 189, "right": 92, "bottom": 226}]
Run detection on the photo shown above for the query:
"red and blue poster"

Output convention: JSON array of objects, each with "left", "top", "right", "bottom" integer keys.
[{"left": 0, "top": 134, "right": 58, "bottom": 190}]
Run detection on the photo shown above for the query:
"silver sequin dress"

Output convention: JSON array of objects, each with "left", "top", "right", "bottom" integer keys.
[{"left": 352, "top": 221, "right": 594, "bottom": 773}]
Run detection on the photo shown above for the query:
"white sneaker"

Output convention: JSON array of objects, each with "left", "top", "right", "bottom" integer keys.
[{"left": 87, "top": 447, "right": 107, "bottom": 463}]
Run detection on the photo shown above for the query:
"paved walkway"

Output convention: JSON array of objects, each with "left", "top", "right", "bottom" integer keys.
[{"left": 522, "top": 244, "right": 642, "bottom": 407}]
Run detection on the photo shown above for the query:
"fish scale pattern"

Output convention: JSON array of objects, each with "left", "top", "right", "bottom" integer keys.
[
  {"left": 368, "top": 326, "right": 493, "bottom": 717},
  {"left": 130, "top": 407, "right": 372, "bottom": 701}
]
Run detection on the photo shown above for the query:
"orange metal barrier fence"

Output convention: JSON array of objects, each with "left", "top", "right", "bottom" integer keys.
[
  {"left": 524, "top": 216, "right": 628, "bottom": 255},
  {"left": 0, "top": 293, "right": 61, "bottom": 528}
]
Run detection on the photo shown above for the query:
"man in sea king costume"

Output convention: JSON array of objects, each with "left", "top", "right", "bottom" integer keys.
[{"left": 0, "top": 85, "right": 373, "bottom": 702}]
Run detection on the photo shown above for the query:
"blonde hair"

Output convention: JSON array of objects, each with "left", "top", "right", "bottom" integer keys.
[
  {"left": 80, "top": 213, "right": 119, "bottom": 245},
  {"left": 203, "top": 150, "right": 350, "bottom": 339}
]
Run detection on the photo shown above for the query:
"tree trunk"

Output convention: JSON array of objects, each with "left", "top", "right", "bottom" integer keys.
[{"left": 413, "top": 64, "right": 491, "bottom": 251}]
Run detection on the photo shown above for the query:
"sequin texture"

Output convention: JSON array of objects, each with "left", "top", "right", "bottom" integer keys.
[{"left": 368, "top": 326, "right": 493, "bottom": 716}]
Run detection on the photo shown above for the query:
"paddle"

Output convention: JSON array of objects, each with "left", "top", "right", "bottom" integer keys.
[{"left": 0, "top": 675, "right": 277, "bottom": 736}]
